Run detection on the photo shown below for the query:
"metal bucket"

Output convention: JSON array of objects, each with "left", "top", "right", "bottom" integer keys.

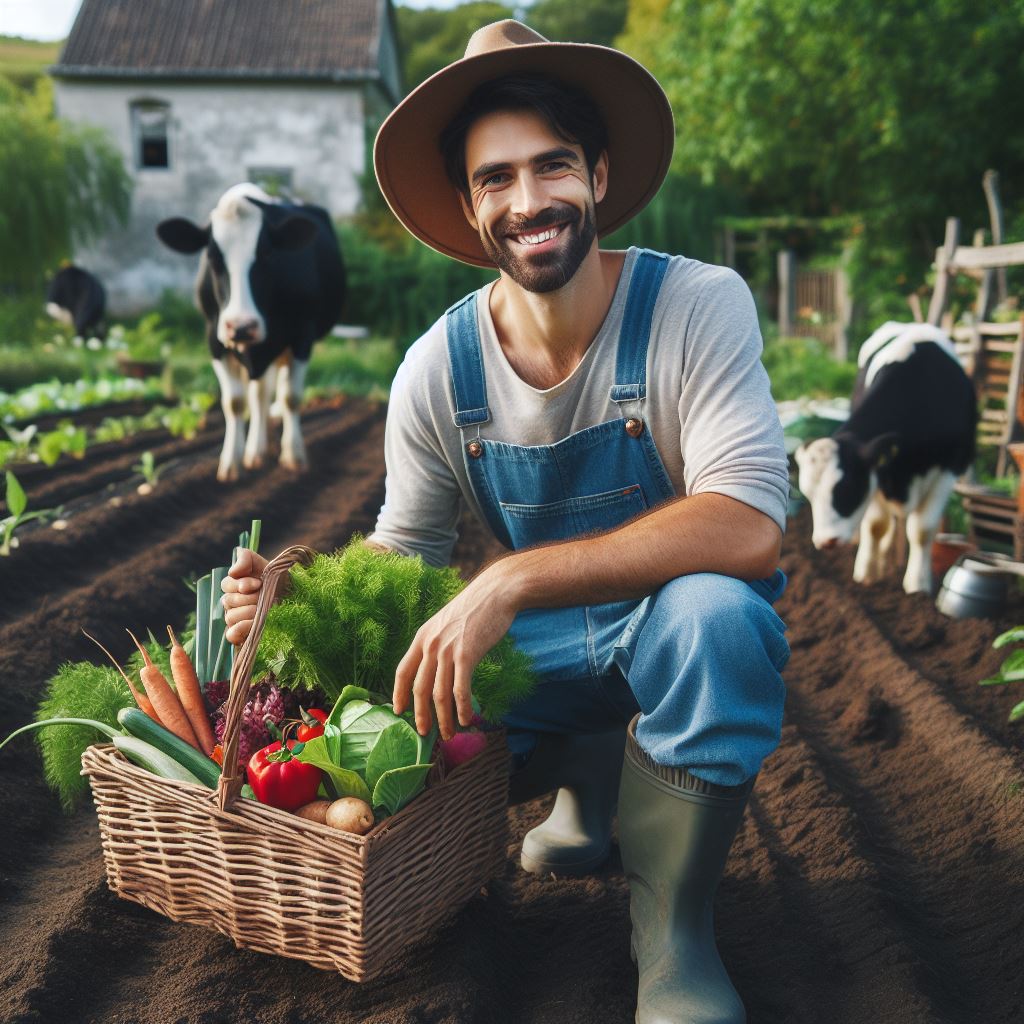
[{"left": 936, "top": 554, "right": 1010, "bottom": 619}]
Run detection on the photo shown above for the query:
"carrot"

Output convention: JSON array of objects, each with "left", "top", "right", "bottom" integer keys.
[
  {"left": 166, "top": 625, "right": 217, "bottom": 756},
  {"left": 126, "top": 629, "right": 201, "bottom": 751},
  {"left": 82, "top": 629, "right": 162, "bottom": 725}
]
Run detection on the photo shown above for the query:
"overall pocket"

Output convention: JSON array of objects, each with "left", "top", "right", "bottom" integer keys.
[{"left": 499, "top": 483, "right": 648, "bottom": 547}]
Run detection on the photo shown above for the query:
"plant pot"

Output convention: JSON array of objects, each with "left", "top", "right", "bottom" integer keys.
[{"left": 931, "top": 533, "right": 976, "bottom": 583}]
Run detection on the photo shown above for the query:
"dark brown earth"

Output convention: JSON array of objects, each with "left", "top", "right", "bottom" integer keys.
[{"left": 1, "top": 397, "right": 1022, "bottom": 1024}]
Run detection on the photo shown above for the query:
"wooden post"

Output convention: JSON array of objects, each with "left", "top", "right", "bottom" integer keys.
[
  {"left": 834, "top": 266, "right": 851, "bottom": 362},
  {"left": 777, "top": 249, "right": 795, "bottom": 339},
  {"left": 974, "top": 227, "right": 993, "bottom": 323},
  {"left": 927, "top": 217, "right": 960, "bottom": 326},
  {"left": 983, "top": 169, "right": 1007, "bottom": 308}
]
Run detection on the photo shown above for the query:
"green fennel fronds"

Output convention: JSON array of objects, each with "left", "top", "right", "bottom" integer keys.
[
  {"left": 255, "top": 536, "right": 536, "bottom": 721},
  {"left": 34, "top": 662, "right": 135, "bottom": 810}
]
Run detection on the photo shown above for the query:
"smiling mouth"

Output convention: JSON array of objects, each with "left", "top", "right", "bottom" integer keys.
[{"left": 509, "top": 223, "right": 568, "bottom": 247}]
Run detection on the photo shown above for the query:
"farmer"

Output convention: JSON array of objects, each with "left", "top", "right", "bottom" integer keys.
[{"left": 223, "top": 20, "right": 790, "bottom": 1023}]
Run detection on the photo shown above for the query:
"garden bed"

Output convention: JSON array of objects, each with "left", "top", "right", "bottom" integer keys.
[{"left": 0, "top": 399, "right": 1020, "bottom": 1023}]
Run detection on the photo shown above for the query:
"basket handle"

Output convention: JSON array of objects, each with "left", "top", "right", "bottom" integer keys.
[{"left": 215, "top": 543, "right": 317, "bottom": 811}]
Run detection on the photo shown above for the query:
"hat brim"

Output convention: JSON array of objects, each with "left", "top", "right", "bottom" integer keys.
[{"left": 373, "top": 42, "right": 674, "bottom": 268}]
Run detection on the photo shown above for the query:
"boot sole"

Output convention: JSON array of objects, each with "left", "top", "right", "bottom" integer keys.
[{"left": 520, "top": 843, "right": 611, "bottom": 877}]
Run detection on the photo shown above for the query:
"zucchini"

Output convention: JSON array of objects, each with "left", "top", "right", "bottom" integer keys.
[
  {"left": 112, "top": 735, "right": 203, "bottom": 785},
  {"left": 117, "top": 707, "right": 222, "bottom": 789}
]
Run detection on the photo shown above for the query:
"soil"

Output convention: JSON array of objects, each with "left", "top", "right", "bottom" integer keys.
[{"left": 1, "top": 397, "right": 1021, "bottom": 1024}]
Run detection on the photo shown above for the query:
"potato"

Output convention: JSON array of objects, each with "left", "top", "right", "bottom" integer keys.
[
  {"left": 325, "top": 797, "right": 375, "bottom": 835},
  {"left": 293, "top": 799, "right": 331, "bottom": 824}
]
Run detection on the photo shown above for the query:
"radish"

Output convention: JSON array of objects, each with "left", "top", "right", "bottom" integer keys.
[{"left": 440, "top": 729, "right": 488, "bottom": 769}]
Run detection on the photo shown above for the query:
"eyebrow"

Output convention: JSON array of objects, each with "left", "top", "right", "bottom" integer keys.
[{"left": 470, "top": 147, "right": 581, "bottom": 185}]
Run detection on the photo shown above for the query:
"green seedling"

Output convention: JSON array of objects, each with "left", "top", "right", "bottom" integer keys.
[
  {"left": 133, "top": 451, "right": 162, "bottom": 492},
  {"left": 2, "top": 471, "right": 59, "bottom": 556}
]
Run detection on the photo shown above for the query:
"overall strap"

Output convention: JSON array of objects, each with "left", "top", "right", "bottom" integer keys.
[
  {"left": 609, "top": 249, "right": 671, "bottom": 405},
  {"left": 445, "top": 292, "right": 491, "bottom": 428}
]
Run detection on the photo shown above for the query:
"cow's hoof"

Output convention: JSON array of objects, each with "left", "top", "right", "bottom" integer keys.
[
  {"left": 217, "top": 465, "right": 240, "bottom": 482},
  {"left": 280, "top": 457, "right": 308, "bottom": 473},
  {"left": 243, "top": 454, "right": 264, "bottom": 470}
]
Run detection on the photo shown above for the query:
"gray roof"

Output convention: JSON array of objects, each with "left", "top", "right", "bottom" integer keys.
[{"left": 54, "top": 0, "right": 393, "bottom": 90}]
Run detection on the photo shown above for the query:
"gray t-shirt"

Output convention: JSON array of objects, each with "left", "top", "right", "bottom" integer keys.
[{"left": 368, "top": 247, "right": 789, "bottom": 567}]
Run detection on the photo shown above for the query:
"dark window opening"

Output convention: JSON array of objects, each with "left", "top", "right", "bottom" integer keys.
[{"left": 132, "top": 102, "right": 170, "bottom": 170}]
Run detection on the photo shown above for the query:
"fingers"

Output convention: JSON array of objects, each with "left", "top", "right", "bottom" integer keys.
[
  {"left": 228, "top": 548, "right": 268, "bottom": 580},
  {"left": 453, "top": 654, "right": 474, "bottom": 728},
  {"left": 434, "top": 647, "right": 456, "bottom": 742},
  {"left": 411, "top": 645, "right": 439, "bottom": 737}
]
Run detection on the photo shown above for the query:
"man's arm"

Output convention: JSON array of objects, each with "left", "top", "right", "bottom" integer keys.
[{"left": 393, "top": 491, "right": 781, "bottom": 741}]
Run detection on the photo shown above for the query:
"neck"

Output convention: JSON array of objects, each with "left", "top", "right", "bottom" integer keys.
[{"left": 489, "top": 247, "right": 626, "bottom": 376}]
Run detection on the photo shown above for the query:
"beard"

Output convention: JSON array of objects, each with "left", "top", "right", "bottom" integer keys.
[{"left": 481, "top": 201, "right": 597, "bottom": 294}]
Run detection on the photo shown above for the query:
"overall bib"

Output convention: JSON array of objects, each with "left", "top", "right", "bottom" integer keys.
[{"left": 446, "top": 249, "right": 790, "bottom": 787}]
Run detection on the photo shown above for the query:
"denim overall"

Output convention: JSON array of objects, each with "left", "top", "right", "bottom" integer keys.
[{"left": 446, "top": 249, "right": 790, "bottom": 786}]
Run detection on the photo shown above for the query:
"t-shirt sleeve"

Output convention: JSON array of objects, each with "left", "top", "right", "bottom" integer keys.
[
  {"left": 366, "top": 340, "right": 462, "bottom": 567},
  {"left": 678, "top": 267, "right": 789, "bottom": 533}
]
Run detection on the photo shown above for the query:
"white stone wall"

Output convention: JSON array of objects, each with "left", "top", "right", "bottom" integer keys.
[{"left": 54, "top": 79, "right": 369, "bottom": 314}]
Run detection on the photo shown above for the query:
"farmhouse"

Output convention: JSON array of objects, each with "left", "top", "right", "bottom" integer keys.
[{"left": 51, "top": 0, "right": 402, "bottom": 313}]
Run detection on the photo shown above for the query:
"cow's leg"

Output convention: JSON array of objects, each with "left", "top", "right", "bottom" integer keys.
[
  {"left": 244, "top": 370, "right": 274, "bottom": 470},
  {"left": 875, "top": 505, "right": 900, "bottom": 579},
  {"left": 278, "top": 357, "right": 309, "bottom": 471},
  {"left": 212, "top": 358, "right": 247, "bottom": 482},
  {"left": 903, "top": 469, "right": 957, "bottom": 594},
  {"left": 853, "top": 493, "right": 889, "bottom": 584}
]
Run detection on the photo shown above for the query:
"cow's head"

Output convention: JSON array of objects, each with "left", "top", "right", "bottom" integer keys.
[
  {"left": 156, "top": 183, "right": 317, "bottom": 350},
  {"left": 794, "top": 432, "right": 901, "bottom": 549}
]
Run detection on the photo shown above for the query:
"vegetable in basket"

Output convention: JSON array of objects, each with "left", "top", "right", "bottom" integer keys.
[{"left": 247, "top": 721, "right": 323, "bottom": 811}]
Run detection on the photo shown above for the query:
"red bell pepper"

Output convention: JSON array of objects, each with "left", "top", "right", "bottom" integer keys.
[
  {"left": 248, "top": 736, "right": 322, "bottom": 811},
  {"left": 296, "top": 707, "right": 328, "bottom": 743}
]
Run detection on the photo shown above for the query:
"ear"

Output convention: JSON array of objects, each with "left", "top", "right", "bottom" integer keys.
[
  {"left": 592, "top": 150, "right": 609, "bottom": 204},
  {"left": 458, "top": 189, "right": 478, "bottom": 231},
  {"left": 267, "top": 214, "right": 318, "bottom": 251},
  {"left": 156, "top": 218, "right": 210, "bottom": 254},
  {"left": 857, "top": 432, "right": 902, "bottom": 469}
]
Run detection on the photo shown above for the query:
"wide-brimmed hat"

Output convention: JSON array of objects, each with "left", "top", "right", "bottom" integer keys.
[{"left": 373, "top": 20, "right": 674, "bottom": 268}]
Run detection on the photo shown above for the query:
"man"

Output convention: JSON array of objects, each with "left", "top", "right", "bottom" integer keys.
[{"left": 223, "top": 21, "right": 790, "bottom": 1024}]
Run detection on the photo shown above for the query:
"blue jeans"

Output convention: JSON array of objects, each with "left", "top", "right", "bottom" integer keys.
[{"left": 501, "top": 569, "right": 790, "bottom": 787}]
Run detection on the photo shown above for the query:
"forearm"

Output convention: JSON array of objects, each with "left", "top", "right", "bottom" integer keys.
[{"left": 483, "top": 492, "right": 782, "bottom": 613}]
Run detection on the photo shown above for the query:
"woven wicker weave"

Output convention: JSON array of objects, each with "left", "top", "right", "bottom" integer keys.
[{"left": 80, "top": 545, "right": 510, "bottom": 981}]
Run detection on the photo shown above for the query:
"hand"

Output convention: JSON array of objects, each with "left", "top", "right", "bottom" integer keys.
[
  {"left": 221, "top": 548, "right": 269, "bottom": 645},
  {"left": 393, "top": 562, "right": 519, "bottom": 741}
]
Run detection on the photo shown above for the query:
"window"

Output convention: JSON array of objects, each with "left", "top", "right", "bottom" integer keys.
[{"left": 131, "top": 101, "right": 170, "bottom": 169}]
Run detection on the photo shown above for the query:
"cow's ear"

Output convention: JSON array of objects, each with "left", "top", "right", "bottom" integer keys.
[
  {"left": 156, "top": 218, "right": 210, "bottom": 254},
  {"left": 858, "top": 432, "right": 902, "bottom": 469},
  {"left": 268, "top": 214, "right": 318, "bottom": 251}
]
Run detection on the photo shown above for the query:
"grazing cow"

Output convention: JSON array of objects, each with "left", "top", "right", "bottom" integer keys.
[
  {"left": 46, "top": 264, "right": 106, "bottom": 337},
  {"left": 794, "top": 321, "right": 977, "bottom": 594},
  {"left": 156, "top": 183, "right": 345, "bottom": 481}
]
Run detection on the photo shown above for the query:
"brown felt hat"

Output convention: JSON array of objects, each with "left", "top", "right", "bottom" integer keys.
[{"left": 373, "top": 20, "right": 675, "bottom": 268}]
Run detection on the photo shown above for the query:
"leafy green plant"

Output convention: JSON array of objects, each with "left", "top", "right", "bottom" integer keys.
[
  {"left": 133, "top": 450, "right": 161, "bottom": 488},
  {"left": 981, "top": 627, "right": 1024, "bottom": 722},
  {"left": 36, "top": 421, "right": 87, "bottom": 466},
  {"left": 256, "top": 537, "right": 536, "bottom": 722},
  {"left": 32, "top": 661, "right": 135, "bottom": 809},
  {"left": 2, "top": 470, "right": 58, "bottom": 555}
]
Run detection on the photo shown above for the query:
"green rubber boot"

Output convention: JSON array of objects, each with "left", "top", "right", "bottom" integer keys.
[
  {"left": 508, "top": 728, "right": 627, "bottom": 876},
  {"left": 618, "top": 715, "right": 753, "bottom": 1024}
]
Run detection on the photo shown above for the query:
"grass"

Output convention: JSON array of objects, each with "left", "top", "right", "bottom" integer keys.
[{"left": 0, "top": 36, "right": 61, "bottom": 90}]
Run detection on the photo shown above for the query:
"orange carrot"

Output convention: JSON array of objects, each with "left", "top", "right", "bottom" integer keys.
[
  {"left": 82, "top": 629, "right": 162, "bottom": 724},
  {"left": 126, "top": 629, "right": 201, "bottom": 751},
  {"left": 166, "top": 625, "right": 217, "bottom": 756}
]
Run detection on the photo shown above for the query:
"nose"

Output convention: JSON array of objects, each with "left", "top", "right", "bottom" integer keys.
[
  {"left": 225, "top": 318, "right": 260, "bottom": 344},
  {"left": 509, "top": 171, "right": 547, "bottom": 218},
  {"left": 819, "top": 538, "right": 839, "bottom": 550}
]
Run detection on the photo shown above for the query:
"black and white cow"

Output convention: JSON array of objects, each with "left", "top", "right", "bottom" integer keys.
[
  {"left": 46, "top": 264, "right": 106, "bottom": 337},
  {"left": 156, "top": 183, "right": 345, "bottom": 481},
  {"left": 794, "top": 321, "right": 977, "bottom": 594}
]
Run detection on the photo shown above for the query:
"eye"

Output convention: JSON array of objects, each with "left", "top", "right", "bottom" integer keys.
[
  {"left": 541, "top": 160, "right": 568, "bottom": 172},
  {"left": 481, "top": 172, "right": 508, "bottom": 188}
]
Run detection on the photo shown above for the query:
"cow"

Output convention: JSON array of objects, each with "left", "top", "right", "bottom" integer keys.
[
  {"left": 156, "top": 183, "right": 345, "bottom": 481},
  {"left": 794, "top": 321, "right": 977, "bottom": 594},
  {"left": 46, "top": 264, "right": 106, "bottom": 338}
]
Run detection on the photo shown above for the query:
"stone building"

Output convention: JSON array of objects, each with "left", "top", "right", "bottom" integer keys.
[{"left": 52, "top": 0, "right": 402, "bottom": 313}]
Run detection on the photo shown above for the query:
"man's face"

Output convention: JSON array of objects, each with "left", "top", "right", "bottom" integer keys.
[{"left": 461, "top": 108, "right": 607, "bottom": 293}]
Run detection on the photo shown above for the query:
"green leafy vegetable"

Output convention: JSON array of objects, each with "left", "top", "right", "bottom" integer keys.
[
  {"left": 372, "top": 763, "right": 433, "bottom": 817},
  {"left": 365, "top": 720, "right": 419, "bottom": 792},
  {"left": 298, "top": 733, "right": 373, "bottom": 803},
  {"left": 256, "top": 536, "right": 536, "bottom": 721}
]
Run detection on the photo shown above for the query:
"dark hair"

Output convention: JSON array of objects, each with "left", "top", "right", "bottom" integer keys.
[{"left": 439, "top": 74, "right": 608, "bottom": 198}]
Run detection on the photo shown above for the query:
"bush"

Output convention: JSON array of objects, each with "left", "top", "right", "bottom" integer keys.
[{"left": 761, "top": 336, "right": 858, "bottom": 401}]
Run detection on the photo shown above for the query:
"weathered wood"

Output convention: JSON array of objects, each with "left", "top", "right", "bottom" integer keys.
[
  {"left": 974, "top": 228, "right": 994, "bottom": 322},
  {"left": 947, "top": 240, "right": 1024, "bottom": 272},
  {"left": 983, "top": 169, "right": 1008, "bottom": 306},
  {"left": 835, "top": 265, "right": 851, "bottom": 361},
  {"left": 907, "top": 292, "right": 924, "bottom": 323},
  {"left": 928, "top": 218, "right": 961, "bottom": 325}
]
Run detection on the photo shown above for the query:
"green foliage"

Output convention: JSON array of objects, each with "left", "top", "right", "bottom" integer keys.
[
  {"left": 257, "top": 537, "right": 536, "bottom": 722},
  {"left": 0, "top": 37, "right": 61, "bottom": 91},
  {"left": 305, "top": 338, "right": 401, "bottom": 397},
  {"left": 761, "top": 336, "right": 858, "bottom": 401},
  {"left": 396, "top": 2, "right": 513, "bottom": 90},
  {"left": 34, "top": 662, "right": 135, "bottom": 809},
  {"left": 524, "top": 0, "right": 629, "bottom": 46},
  {"left": 0, "top": 78, "right": 131, "bottom": 288},
  {"left": 121, "top": 313, "right": 172, "bottom": 362},
  {"left": 981, "top": 626, "right": 1024, "bottom": 723},
  {"left": 2, "top": 469, "right": 59, "bottom": 553}
]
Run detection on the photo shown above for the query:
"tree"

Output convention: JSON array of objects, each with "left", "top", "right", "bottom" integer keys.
[
  {"left": 524, "top": 0, "right": 629, "bottom": 47},
  {"left": 618, "top": 0, "right": 1024, "bottom": 283},
  {"left": 0, "top": 78, "right": 131, "bottom": 290}
]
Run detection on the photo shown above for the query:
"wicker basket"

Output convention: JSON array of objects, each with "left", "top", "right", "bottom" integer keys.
[{"left": 80, "top": 545, "right": 510, "bottom": 982}]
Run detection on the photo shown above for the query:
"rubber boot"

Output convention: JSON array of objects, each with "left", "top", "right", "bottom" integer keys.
[
  {"left": 618, "top": 714, "right": 753, "bottom": 1024},
  {"left": 508, "top": 728, "right": 627, "bottom": 876}
]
